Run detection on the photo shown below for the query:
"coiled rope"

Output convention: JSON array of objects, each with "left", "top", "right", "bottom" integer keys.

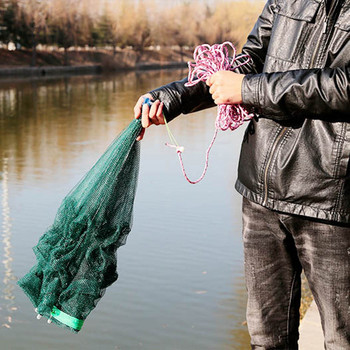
[{"left": 164, "top": 41, "right": 255, "bottom": 184}]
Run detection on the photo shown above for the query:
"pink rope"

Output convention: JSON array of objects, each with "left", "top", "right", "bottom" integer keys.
[
  {"left": 166, "top": 41, "right": 254, "bottom": 184},
  {"left": 166, "top": 129, "right": 218, "bottom": 184}
]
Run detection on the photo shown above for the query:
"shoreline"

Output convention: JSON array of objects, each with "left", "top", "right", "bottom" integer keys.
[
  {"left": 0, "top": 61, "right": 188, "bottom": 79},
  {"left": 0, "top": 47, "right": 191, "bottom": 79}
]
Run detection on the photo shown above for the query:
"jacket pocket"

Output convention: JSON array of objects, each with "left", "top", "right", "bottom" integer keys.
[
  {"left": 335, "top": 5, "right": 350, "bottom": 31},
  {"left": 327, "top": 7, "right": 350, "bottom": 65},
  {"left": 336, "top": 123, "right": 350, "bottom": 179},
  {"left": 267, "top": 0, "right": 321, "bottom": 63}
]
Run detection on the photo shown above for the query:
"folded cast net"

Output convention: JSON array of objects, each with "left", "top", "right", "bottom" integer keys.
[{"left": 17, "top": 118, "right": 143, "bottom": 333}]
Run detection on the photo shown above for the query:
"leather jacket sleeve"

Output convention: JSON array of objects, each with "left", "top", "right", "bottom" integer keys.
[
  {"left": 148, "top": 77, "right": 216, "bottom": 123},
  {"left": 149, "top": 0, "right": 276, "bottom": 122},
  {"left": 233, "top": 0, "right": 275, "bottom": 75},
  {"left": 242, "top": 66, "right": 350, "bottom": 121}
]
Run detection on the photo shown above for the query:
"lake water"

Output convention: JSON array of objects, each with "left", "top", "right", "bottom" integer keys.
[{"left": 0, "top": 70, "right": 250, "bottom": 349}]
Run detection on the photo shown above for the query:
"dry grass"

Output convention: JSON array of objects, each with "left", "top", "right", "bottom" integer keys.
[
  {"left": 8, "top": 0, "right": 265, "bottom": 62},
  {"left": 300, "top": 272, "right": 313, "bottom": 319}
]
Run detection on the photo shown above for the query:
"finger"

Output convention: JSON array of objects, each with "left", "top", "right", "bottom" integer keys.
[
  {"left": 206, "top": 76, "right": 212, "bottom": 86},
  {"left": 134, "top": 96, "right": 144, "bottom": 119},
  {"left": 212, "top": 90, "right": 219, "bottom": 101},
  {"left": 209, "top": 84, "right": 217, "bottom": 95},
  {"left": 207, "top": 73, "right": 218, "bottom": 87},
  {"left": 214, "top": 97, "right": 223, "bottom": 105},
  {"left": 141, "top": 103, "right": 151, "bottom": 128},
  {"left": 149, "top": 100, "right": 161, "bottom": 125},
  {"left": 134, "top": 95, "right": 154, "bottom": 119},
  {"left": 136, "top": 128, "right": 145, "bottom": 141},
  {"left": 156, "top": 102, "right": 165, "bottom": 124}
]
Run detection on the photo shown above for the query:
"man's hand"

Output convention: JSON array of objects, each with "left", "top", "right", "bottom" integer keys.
[
  {"left": 134, "top": 93, "right": 165, "bottom": 141},
  {"left": 206, "top": 71, "right": 245, "bottom": 105}
]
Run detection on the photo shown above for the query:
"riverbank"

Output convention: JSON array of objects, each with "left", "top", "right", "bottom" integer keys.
[
  {"left": 0, "top": 62, "right": 188, "bottom": 78},
  {"left": 0, "top": 47, "right": 191, "bottom": 77}
]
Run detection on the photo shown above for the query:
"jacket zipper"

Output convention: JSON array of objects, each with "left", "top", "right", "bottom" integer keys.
[
  {"left": 309, "top": 22, "right": 327, "bottom": 67},
  {"left": 262, "top": 127, "right": 288, "bottom": 206}
]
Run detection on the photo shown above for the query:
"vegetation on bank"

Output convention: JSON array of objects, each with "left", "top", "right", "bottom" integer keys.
[
  {"left": 0, "top": 0, "right": 264, "bottom": 67},
  {"left": 0, "top": 46, "right": 193, "bottom": 71}
]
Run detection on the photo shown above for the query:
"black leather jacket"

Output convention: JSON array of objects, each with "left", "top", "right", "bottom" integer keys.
[{"left": 149, "top": 0, "right": 350, "bottom": 224}]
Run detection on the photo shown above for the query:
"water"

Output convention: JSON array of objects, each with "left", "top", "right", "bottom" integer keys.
[{"left": 0, "top": 70, "right": 250, "bottom": 349}]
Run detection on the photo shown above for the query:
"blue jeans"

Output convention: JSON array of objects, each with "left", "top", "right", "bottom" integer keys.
[{"left": 242, "top": 197, "right": 350, "bottom": 350}]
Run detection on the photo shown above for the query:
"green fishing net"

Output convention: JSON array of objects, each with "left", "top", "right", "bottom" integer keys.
[{"left": 17, "top": 118, "right": 143, "bottom": 333}]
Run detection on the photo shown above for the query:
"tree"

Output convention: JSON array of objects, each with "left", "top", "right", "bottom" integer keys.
[
  {"left": 48, "top": 0, "right": 81, "bottom": 66},
  {"left": 0, "top": 0, "right": 15, "bottom": 47},
  {"left": 198, "top": 1, "right": 264, "bottom": 51},
  {"left": 15, "top": 0, "right": 49, "bottom": 66},
  {"left": 96, "top": 1, "right": 120, "bottom": 55},
  {"left": 122, "top": 0, "right": 152, "bottom": 62},
  {"left": 155, "top": 1, "right": 204, "bottom": 61}
]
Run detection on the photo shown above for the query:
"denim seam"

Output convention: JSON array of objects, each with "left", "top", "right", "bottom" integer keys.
[
  {"left": 286, "top": 270, "right": 298, "bottom": 349},
  {"left": 278, "top": 212, "right": 293, "bottom": 225}
]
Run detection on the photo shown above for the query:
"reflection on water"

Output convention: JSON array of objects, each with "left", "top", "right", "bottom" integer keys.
[
  {"left": 0, "top": 70, "right": 190, "bottom": 182},
  {"left": 1, "top": 157, "right": 17, "bottom": 329},
  {"left": 0, "top": 70, "right": 249, "bottom": 349}
]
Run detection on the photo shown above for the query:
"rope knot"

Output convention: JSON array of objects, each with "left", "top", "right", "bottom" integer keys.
[{"left": 176, "top": 146, "right": 185, "bottom": 154}]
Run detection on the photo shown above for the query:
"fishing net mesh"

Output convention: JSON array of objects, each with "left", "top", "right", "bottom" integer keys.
[{"left": 17, "top": 118, "right": 143, "bottom": 333}]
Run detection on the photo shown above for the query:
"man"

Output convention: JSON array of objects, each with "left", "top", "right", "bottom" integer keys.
[{"left": 134, "top": 0, "right": 350, "bottom": 348}]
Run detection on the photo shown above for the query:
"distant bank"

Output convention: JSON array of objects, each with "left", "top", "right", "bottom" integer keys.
[
  {"left": 0, "top": 47, "right": 191, "bottom": 78},
  {"left": 0, "top": 62, "right": 188, "bottom": 78}
]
